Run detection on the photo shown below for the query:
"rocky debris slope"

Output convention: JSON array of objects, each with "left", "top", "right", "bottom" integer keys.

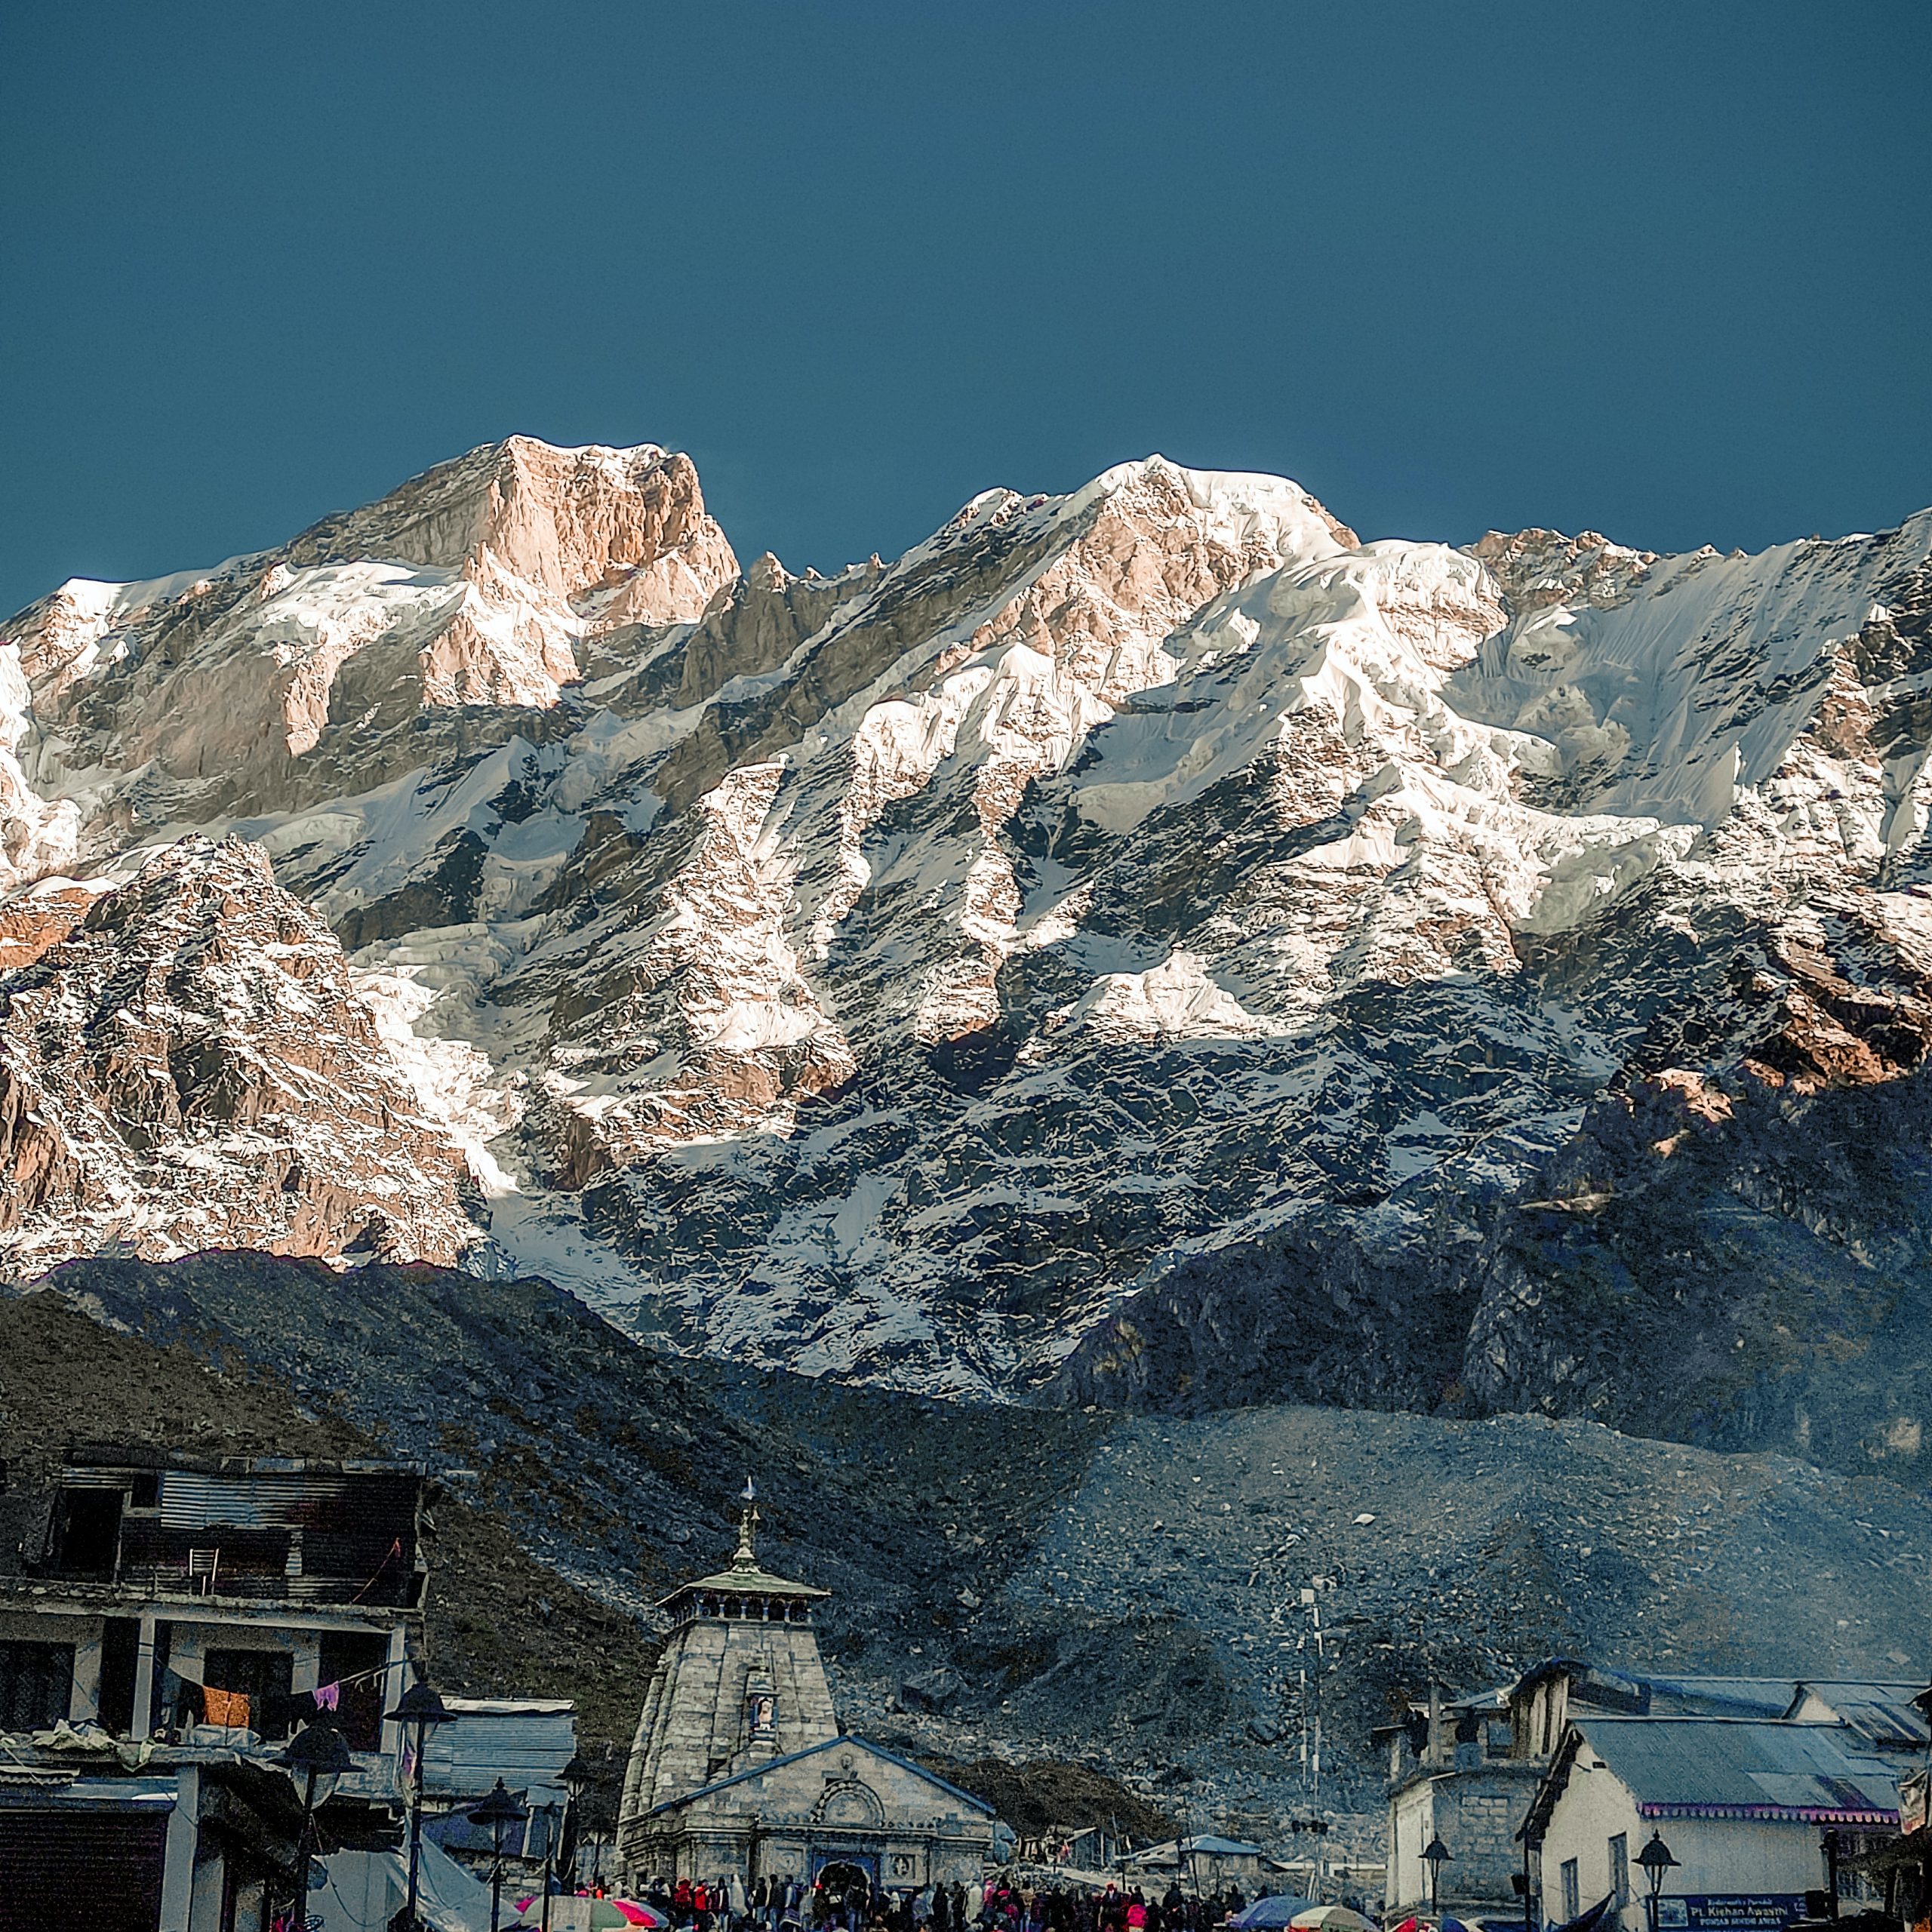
[
  {"left": 14, "top": 1253, "right": 1932, "bottom": 1837},
  {"left": 988, "top": 1400, "right": 1932, "bottom": 1825},
  {"left": 0, "top": 835, "right": 475, "bottom": 1270},
  {"left": 4, "top": 439, "right": 1932, "bottom": 1420}
]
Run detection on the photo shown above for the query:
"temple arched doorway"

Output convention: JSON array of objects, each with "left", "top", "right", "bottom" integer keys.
[{"left": 813, "top": 1858, "right": 875, "bottom": 1927}]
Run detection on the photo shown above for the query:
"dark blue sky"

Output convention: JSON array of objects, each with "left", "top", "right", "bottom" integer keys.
[{"left": 4, "top": 1, "right": 1927, "bottom": 618}]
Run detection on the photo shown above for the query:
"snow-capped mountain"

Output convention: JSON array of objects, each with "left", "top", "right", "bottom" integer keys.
[{"left": 4, "top": 436, "right": 1930, "bottom": 1425}]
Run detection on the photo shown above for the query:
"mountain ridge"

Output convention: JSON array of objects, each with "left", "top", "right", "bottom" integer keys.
[{"left": 2, "top": 437, "right": 1930, "bottom": 1455}]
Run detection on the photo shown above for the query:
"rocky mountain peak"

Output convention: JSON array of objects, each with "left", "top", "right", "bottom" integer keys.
[
  {"left": 0, "top": 437, "right": 743, "bottom": 856},
  {"left": 1467, "top": 524, "right": 1658, "bottom": 614},
  {"left": 284, "top": 435, "right": 740, "bottom": 621},
  {"left": 0, "top": 832, "right": 476, "bottom": 1273}
]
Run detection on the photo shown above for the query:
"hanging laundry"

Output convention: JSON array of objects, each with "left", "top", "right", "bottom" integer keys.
[
  {"left": 161, "top": 1669, "right": 204, "bottom": 1727},
  {"left": 260, "top": 1689, "right": 309, "bottom": 1734},
  {"left": 203, "top": 1687, "right": 251, "bottom": 1728},
  {"left": 314, "top": 1681, "right": 340, "bottom": 1711}
]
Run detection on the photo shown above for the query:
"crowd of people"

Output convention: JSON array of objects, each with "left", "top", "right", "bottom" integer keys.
[{"left": 630, "top": 1874, "right": 1258, "bottom": 1932}]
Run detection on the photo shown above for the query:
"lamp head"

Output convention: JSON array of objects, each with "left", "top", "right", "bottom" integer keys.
[
  {"left": 382, "top": 1679, "right": 453, "bottom": 1728},
  {"left": 278, "top": 1718, "right": 354, "bottom": 1807},
  {"left": 467, "top": 1776, "right": 528, "bottom": 1844},
  {"left": 560, "top": 1753, "right": 594, "bottom": 1801},
  {"left": 1421, "top": 1836, "right": 1452, "bottom": 1866},
  {"left": 1636, "top": 1832, "right": 1679, "bottom": 1897}
]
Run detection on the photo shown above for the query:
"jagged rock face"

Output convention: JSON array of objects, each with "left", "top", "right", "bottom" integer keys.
[
  {"left": 5, "top": 438, "right": 1932, "bottom": 1435},
  {"left": 0, "top": 437, "right": 738, "bottom": 857},
  {"left": 0, "top": 835, "right": 475, "bottom": 1273}
]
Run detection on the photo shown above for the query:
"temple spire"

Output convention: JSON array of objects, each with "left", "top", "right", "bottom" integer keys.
[{"left": 731, "top": 1476, "right": 759, "bottom": 1571}]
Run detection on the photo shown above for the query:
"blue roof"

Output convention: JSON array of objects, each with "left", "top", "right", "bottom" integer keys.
[
  {"left": 1786, "top": 1681, "right": 1931, "bottom": 1748},
  {"left": 1573, "top": 1715, "right": 1902, "bottom": 1825},
  {"left": 647, "top": 1734, "right": 996, "bottom": 1819}
]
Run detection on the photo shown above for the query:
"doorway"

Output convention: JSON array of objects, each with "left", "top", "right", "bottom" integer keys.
[{"left": 813, "top": 1858, "right": 876, "bottom": 1930}]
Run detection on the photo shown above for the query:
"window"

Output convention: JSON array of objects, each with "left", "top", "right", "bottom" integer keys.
[
  {"left": 1609, "top": 1833, "right": 1629, "bottom": 1906},
  {"left": 0, "top": 1639, "right": 75, "bottom": 1730},
  {"left": 1561, "top": 1859, "right": 1580, "bottom": 1921},
  {"left": 57, "top": 1488, "right": 124, "bottom": 1580}
]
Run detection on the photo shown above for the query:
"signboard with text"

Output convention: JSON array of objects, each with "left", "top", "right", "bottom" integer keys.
[{"left": 1654, "top": 1899, "right": 1808, "bottom": 1932}]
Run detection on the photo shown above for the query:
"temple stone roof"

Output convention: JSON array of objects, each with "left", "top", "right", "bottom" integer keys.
[{"left": 654, "top": 1484, "right": 829, "bottom": 1607}]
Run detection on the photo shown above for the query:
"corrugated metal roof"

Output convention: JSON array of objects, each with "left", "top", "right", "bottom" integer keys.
[
  {"left": 1576, "top": 1715, "right": 1903, "bottom": 1825},
  {"left": 160, "top": 1471, "right": 345, "bottom": 1528},
  {"left": 0, "top": 1777, "right": 180, "bottom": 1811},
  {"left": 421, "top": 1705, "right": 577, "bottom": 1802},
  {"left": 1788, "top": 1681, "right": 1930, "bottom": 1749},
  {"left": 1640, "top": 1675, "right": 1801, "bottom": 1717}
]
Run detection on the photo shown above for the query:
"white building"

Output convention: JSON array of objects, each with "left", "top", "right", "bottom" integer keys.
[
  {"left": 1380, "top": 1664, "right": 1848, "bottom": 1919},
  {"left": 1522, "top": 1714, "right": 1903, "bottom": 1928}
]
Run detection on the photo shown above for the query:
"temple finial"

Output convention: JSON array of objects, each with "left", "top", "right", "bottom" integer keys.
[{"left": 733, "top": 1477, "right": 759, "bottom": 1569}]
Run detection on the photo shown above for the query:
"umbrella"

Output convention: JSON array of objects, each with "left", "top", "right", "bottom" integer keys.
[
  {"left": 1290, "top": 1912, "right": 1378, "bottom": 1932},
  {"left": 1390, "top": 1920, "right": 1475, "bottom": 1932},
  {"left": 512, "top": 1905, "right": 666, "bottom": 1930},
  {"left": 1231, "top": 1902, "right": 1318, "bottom": 1930}
]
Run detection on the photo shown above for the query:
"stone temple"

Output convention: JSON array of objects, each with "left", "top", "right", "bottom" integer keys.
[{"left": 617, "top": 1485, "right": 1001, "bottom": 1894}]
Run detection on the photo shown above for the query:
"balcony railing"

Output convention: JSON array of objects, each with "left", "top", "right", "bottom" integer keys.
[{"left": 24, "top": 1561, "right": 426, "bottom": 1609}]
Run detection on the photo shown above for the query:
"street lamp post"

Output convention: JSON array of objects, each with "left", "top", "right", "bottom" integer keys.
[
  {"left": 381, "top": 1678, "right": 454, "bottom": 1932},
  {"left": 469, "top": 1778, "right": 529, "bottom": 1932},
  {"left": 557, "top": 1754, "right": 592, "bottom": 1899},
  {"left": 1637, "top": 1832, "right": 1679, "bottom": 1932},
  {"left": 278, "top": 1718, "right": 353, "bottom": 1932},
  {"left": 1422, "top": 1837, "right": 1452, "bottom": 1918},
  {"left": 537, "top": 1801, "right": 559, "bottom": 1932}
]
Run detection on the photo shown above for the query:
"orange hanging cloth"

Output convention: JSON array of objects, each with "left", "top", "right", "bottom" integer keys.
[{"left": 204, "top": 1687, "right": 251, "bottom": 1727}]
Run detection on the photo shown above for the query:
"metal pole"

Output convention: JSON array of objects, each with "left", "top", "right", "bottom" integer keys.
[
  {"left": 292, "top": 1770, "right": 318, "bottom": 1932},
  {"left": 542, "top": 1803, "right": 556, "bottom": 1932},
  {"left": 491, "top": 1821, "right": 505, "bottom": 1932},
  {"left": 405, "top": 1715, "right": 426, "bottom": 1932}
]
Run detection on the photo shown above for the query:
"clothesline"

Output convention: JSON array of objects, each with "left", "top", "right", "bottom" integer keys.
[
  {"left": 163, "top": 1658, "right": 391, "bottom": 1694},
  {"left": 161, "top": 1657, "right": 397, "bottom": 1733}
]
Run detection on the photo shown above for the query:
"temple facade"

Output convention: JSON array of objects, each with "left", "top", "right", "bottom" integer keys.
[{"left": 617, "top": 1487, "right": 1000, "bottom": 1894}]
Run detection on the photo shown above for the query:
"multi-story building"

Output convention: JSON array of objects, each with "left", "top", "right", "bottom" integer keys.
[{"left": 0, "top": 1442, "right": 432, "bottom": 1930}]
